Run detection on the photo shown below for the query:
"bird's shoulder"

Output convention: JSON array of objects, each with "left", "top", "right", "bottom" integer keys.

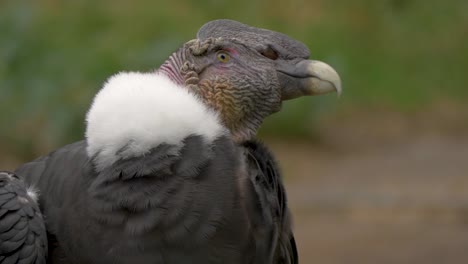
[
  {"left": 243, "top": 140, "right": 287, "bottom": 222},
  {"left": 15, "top": 140, "right": 90, "bottom": 205},
  {"left": 242, "top": 140, "right": 298, "bottom": 264}
]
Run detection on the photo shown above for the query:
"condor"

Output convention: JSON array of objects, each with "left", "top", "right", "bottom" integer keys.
[{"left": 2, "top": 19, "right": 340, "bottom": 264}]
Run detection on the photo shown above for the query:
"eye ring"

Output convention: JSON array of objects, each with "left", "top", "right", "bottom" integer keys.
[{"left": 216, "top": 51, "right": 230, "bottom": 63}]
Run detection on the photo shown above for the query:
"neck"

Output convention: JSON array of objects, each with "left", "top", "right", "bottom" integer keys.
[{"left": 228, "top": 116, "right": 262, "bottom": 143}]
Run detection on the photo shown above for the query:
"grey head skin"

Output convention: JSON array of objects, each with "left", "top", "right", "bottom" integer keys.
[{"left": 160, "top": 19, "right": 341, "bottom": 142}]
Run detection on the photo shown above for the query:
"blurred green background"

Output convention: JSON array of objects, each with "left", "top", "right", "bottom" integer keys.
[{"left": 1, "top": 0, "right": 468, "bottom": 263}]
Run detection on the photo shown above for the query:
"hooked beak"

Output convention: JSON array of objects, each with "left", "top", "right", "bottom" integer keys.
[{"left": 278, "top": 60, "right": 342, "bottom": 100}]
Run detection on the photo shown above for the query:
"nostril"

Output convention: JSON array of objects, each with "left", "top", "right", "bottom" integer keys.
[{"left": 260, "top": 47, "right": 278, "bottom": 60}]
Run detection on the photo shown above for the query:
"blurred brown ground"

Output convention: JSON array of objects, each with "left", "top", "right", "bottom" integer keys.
[{"left": 267, "top": 107, "right": 468, "bottom": 264}]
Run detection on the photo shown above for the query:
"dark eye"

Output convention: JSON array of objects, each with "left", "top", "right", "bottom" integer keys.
[
  {"left": 260, "top": 47, "right": 278, "bottom": 60},
  {"left": 216, "top": 51, "right": 230, "bottom": 63}
]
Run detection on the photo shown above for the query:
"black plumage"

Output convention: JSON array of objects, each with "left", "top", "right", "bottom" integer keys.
[
  {"left": 243, "top": 141, "right": 298, "bottom": 264},
  {"left": 15, "top": 137, "right": 295, "bottom": 263}
]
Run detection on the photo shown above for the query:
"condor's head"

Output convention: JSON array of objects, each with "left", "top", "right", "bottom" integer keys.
[{"left": 159, "top": 19, "right": 341, "bottom": 142}]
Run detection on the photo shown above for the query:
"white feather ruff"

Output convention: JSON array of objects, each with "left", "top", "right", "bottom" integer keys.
[{"left": 85, "top": 72, "right": 226, "bottom": 171}]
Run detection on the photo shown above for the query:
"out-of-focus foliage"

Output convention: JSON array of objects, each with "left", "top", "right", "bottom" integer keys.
[{"left": 1, "top": 0, "right": 467, "bottom": 159}]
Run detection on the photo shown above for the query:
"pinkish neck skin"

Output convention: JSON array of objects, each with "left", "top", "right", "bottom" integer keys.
[{"left": 158, "top": 49, "right": 185, "bottom": 86}]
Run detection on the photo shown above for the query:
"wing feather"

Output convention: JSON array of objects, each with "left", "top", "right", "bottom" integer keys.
[
  {"left": 0, "top": 171, "right": 47, "bottom": 264},
  {"left": 243, "top": 141, "right": 298, "bottom": 264}
]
